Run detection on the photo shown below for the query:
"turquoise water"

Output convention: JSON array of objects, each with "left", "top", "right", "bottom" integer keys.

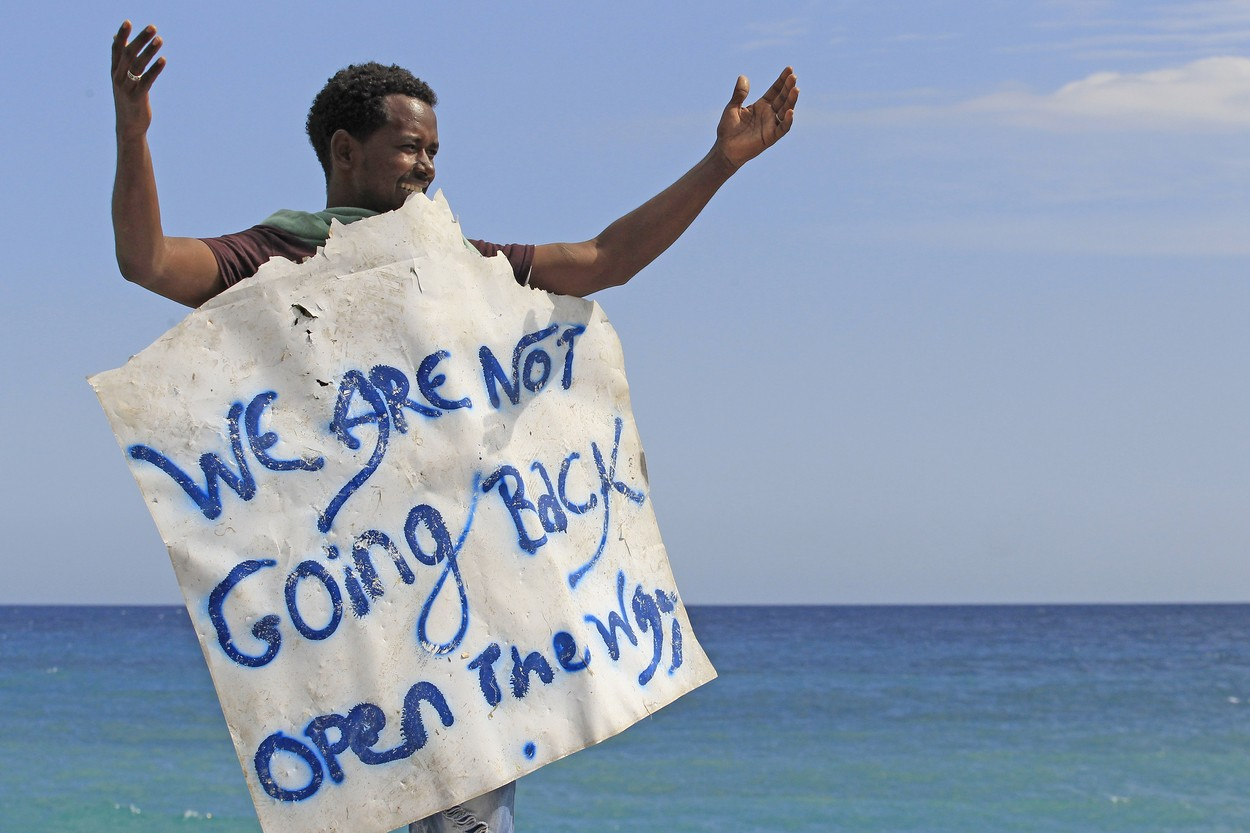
[{"left": 2, "top": 605, "right": 1249, "bottom": 831}]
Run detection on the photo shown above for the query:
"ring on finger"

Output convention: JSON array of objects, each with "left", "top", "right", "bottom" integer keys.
[
  {"left": 127, "top": 70, "right": 142, "bottom": 82},
  {"left": 774, "top": 111, "right": 784, "bottom": 125}
]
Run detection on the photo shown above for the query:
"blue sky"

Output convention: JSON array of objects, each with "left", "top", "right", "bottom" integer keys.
[{"left": 4, "top": 0, "right": 1249, "bottom": 604}]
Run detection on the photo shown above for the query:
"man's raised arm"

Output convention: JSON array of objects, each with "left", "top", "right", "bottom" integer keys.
[
  {"left": 528, "top": 67, "right": 798, "bottom": 298},
  {"left": 111, "top": 21, "right": 225, "bottom": 308}
]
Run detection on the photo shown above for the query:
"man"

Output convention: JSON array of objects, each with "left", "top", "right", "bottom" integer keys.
[
  {"left": 110, "top": 18, "right": 797, "bottom": 833},
  {"left": 111, "top": 21, "right": 797, "bottom": 306}
]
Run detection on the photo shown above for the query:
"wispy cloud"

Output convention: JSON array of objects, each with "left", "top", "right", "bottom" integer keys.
[
  {"left": 887, "top": 32, "right": 963, "bottom": 45},
  {"left": 963, "top": 56, "right": 1250, "bottom": 131},
  {"left": 1024, "top": 0, "right": 1250, "bottom": 60},
  {"left": 1151, "top": 0, "right": 1250, "bottom": 33},
  {"left": 740, "top": 19, "right": 807, "bottom": 51}
]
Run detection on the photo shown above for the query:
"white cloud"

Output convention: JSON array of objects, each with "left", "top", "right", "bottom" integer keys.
[{"left": 963, "top": 56, "right": 1250, "bottom": 131}]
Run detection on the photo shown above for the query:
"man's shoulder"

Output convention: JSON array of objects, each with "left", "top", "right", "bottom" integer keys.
[
  {"left": 468, "top": 239, "right": 535, "bottom": 286},
  {"left": 201, "top": 225, "right": 318, "bottom": 288}
]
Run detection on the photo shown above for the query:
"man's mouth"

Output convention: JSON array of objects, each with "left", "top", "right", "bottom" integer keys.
[{"left": 400, "top": 180, "right": 429, "bottom": 196}]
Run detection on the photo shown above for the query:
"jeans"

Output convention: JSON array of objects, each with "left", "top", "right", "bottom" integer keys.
[{"left": 407, "top": 781, "right": 516, "bottom": 833}]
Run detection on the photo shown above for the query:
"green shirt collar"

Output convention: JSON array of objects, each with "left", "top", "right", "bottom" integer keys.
[{"left": 259, "top": 207, "right": 380, "bottom": 247}]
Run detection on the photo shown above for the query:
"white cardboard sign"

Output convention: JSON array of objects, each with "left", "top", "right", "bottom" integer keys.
[{"left": 90, "top": 193, "right": 715, "bottom": 833}]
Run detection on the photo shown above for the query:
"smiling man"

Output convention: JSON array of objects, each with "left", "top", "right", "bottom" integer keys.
[
  {"left": 109, "top": 18, "right": 797, "bottom": 833},
  {"left": 111, "top": 21, "right": 798, "bottom": 308},
  {"left": 316, "top": 83, "right": 441, "bottom": 212}
]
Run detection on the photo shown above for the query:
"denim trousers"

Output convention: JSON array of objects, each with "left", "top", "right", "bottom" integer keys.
[{"left": 407, "top": 782, "right": 516, "bottom": 833}]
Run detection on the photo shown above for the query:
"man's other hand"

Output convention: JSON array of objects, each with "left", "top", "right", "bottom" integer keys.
[
  {"left": 112, "top": 21, "right": 166, "bottom": 139},
  {"left": 714, "top": 67, "right": 799, "bottom": 170}
]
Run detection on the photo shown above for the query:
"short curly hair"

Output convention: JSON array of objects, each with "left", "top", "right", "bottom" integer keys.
[{"left": 306, "top": 63, "right": 437, "bottom": 179}]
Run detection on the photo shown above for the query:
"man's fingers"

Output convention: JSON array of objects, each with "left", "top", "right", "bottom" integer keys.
[
  {"left": 728, "top": 75, "right": 750, "bottom": 110},
  {"left": 112, "top": 20, "right": 165, "bottom": 105},
  {"left": 780, "top": 80, "right": 799, "bottom": 117},
  {"left": 111, "top": 20, "right": 132, "bottom": 66},
  {"left": 125, "top": 24, "right": 158, "bottom": 56},
  {"left": 775, "top": 108, "right": 793, "bottom": 136},
  {"left": 112, "top": 23, "right": 163, "bottom": 92},
  {"left": 130, "top": 36, "right": 163, "bottom": 77},
  {"left": 764, "top": 70, "right": 798, "bottom": 131},
  {"left": 119, "top": 24, "right": 158, "bottom": 75},
  {"left": 138, "top": 56, "right": 166, "bottom": 92},
  {"left": 759, "top": 66, "right": 793, "bottom": 105}
]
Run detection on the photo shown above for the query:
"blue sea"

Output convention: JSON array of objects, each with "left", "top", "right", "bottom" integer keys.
[{"left": 2, "top": 605, "right": 1248, "bottom": 832}]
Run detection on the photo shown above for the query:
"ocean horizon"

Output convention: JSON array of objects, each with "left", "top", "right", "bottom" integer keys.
[{"left": 3, "top": 603, "right": 1248, "bottom": 832}]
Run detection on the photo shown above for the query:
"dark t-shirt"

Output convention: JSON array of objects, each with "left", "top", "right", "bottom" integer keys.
[{"left": 201, "top": 225, "right": 535, "bottom": 288}]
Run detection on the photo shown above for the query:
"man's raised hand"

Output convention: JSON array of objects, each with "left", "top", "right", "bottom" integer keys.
[
  {"left": 111, "top": 21, "right": 166, "bottom": 138},
  {"left": 715, "top": 66, "right": 799, "bottom": 170}
]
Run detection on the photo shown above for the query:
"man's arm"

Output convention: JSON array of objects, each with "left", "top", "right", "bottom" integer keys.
[
  {"left": 111, "top": 21, "right": 225, "bottom": 308},
  {"left": 528, "top": 68, "right": 798, "bottom": 298}
]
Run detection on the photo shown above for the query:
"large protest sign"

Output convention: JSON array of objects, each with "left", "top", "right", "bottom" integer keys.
[{"left": 90, "top": 193, "right": 715, "bottom": 833}]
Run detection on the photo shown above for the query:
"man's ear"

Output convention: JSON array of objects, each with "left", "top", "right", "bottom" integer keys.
[{"left": 329, "top": 129, "right": 357, "bottom": 170}]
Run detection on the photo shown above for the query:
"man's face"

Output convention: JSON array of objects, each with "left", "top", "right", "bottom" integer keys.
[{"left": 349, "top": 94, "right": 439, "bottom": 213}]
